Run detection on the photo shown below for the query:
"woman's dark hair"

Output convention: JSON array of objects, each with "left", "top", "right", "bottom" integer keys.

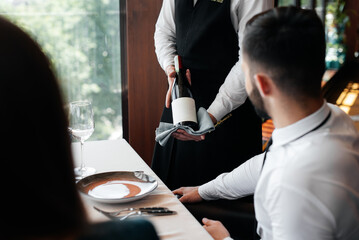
[
  {"left": 0, "top": 16, "right": 87, "bottom": 238},
  {"left": 243, "top": 6, "right": 326, "bottom": 99}
]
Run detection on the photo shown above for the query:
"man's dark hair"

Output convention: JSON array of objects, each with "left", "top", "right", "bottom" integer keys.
[{"left": 243, "top": 7, "right": 326, "bottom": 99}]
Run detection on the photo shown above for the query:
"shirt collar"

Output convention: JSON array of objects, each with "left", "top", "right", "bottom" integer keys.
[{"left": 271, "top": 101, "right": 330, "bottom": 147}]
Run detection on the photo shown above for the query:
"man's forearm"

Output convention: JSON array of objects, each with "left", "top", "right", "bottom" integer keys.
[{"left": 198, "top": 156, "right": 264, "bottom": 201}]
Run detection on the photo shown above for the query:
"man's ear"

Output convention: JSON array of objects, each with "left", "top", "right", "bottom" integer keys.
[{"left": 254, "top": 73, "right": 272, "bottom": 97}]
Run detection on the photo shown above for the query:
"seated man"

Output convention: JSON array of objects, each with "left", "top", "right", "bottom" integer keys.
[{"left": 174, "top": 6, "right": 359, "bottom": 240}]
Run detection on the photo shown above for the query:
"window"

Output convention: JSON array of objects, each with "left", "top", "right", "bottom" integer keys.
[
  {"left": 0, "top": 0, "right": 122, "bottom": 140},
  {"left": 277, "top": 0, "right": 325, "bottom": 13}
]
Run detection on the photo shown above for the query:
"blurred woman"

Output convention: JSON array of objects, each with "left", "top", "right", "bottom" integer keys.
[{"left": 0, "top": 16, "right": 158, "bottom": 240}]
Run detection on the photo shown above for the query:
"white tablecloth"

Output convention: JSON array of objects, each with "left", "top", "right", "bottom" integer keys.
[{"left": 72, "top": 139, "right": 213, "bottom": 240}]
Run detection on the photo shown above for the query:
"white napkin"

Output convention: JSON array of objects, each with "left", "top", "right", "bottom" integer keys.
[{"left": 155, "top": 107, "right": 215, "bottom": 146}]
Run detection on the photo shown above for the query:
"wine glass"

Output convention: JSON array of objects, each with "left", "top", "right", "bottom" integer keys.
[{"left": 68, "top": 100, "right": 96, "bottom": 179}]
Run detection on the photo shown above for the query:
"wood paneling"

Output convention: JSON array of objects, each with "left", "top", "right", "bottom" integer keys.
[{"left": 124, "top": 0, "right": 167, "bottom": 165}]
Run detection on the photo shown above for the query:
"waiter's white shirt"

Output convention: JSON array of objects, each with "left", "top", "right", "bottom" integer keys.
[
  {"left": 154, "top": 0, "right": 273, "bottom": 121},
  {"left": 199, "top": 102, "right": 359, "bottom": 240}
]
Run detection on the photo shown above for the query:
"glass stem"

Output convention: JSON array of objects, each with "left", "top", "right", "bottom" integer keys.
[{"left": 80, "top": 140, "right": 85, "bottom": 172}]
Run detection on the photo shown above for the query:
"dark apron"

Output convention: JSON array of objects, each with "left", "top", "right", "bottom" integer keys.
[{"left": 152, "top": 0, "right": 262, "bottom": 190}]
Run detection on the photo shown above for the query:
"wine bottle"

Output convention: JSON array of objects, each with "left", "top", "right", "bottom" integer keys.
[{"left": 171, "top": 55, "right": 199, "bottom": 131}]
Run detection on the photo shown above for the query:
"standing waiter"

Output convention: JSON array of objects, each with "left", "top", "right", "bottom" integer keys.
[{"left": 153, "top": 0, "right": 273, "bottom": 190}]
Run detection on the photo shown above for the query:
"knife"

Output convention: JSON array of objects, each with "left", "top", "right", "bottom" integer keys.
[
  {"left": 142, "top": 209, "right": 176, "bottom": 215},
  {"left": 119, "top": 209, "right": 177, "bottom": 220},
  {"left": 137, "top": 207, "right": 169, "bottom": 212}
]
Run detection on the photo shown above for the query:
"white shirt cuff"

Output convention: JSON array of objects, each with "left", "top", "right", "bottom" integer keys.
[
  {"left": 223, "top": 237, "right": 233, "bottom": 240},
  {"left": 207, "top": 101, "right": 230, "bottom": 123},
  {"left": 162, "top": 58, "right": 175, "bottom": 72}
]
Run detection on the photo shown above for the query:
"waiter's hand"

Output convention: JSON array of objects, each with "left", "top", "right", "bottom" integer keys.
[
  {"left": 165, "top": 65, "right": 192, "bottom": 108},
  {"left": 165, "top": 65, "right": 176, "bottom": 108},
  {"left": 208, "top": 112, "right": 217, "bottom": 124},
  {"left": 172, "top": 129, "right": 205, "bottom": 141},
  {"left": 202, "top": 218, "right": 231, "bottom": 240},
  {"left": 172, "top": 111, "right": 216, "bottom": 141},
  {"left": 172, "top": 186, "right": 203, "bottom": 203}
]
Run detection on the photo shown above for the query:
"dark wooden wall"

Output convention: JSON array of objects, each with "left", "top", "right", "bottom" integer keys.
[{"left": 123, "top": 0, "right": 167, "bottom": 165}]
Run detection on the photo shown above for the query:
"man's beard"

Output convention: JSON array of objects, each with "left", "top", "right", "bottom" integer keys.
[{"left": 248, "top": 83, "right": 271, "bottom": 121}]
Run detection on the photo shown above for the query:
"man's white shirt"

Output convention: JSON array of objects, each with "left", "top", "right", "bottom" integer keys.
[
  {"left": 154, "top": 0, "right": 273, "bottom": 120},
  {"left": 199, "top": 102, "right": 359, "bottom": 239}
]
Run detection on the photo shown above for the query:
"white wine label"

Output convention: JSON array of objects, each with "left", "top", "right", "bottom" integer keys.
[{"left": 172, "top": 97, "right": 198, "bottom": 125}]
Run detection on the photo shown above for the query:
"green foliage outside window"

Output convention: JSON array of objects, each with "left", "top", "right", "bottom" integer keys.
[
  {"left": 0, "top": 0, "right": 122, "bottom": 140},
  {"left": 278, "top": 0, "right": 313, "bottom": 8},
  {"left": 325, "top": 0, "right": 350, "bottom": 69}
]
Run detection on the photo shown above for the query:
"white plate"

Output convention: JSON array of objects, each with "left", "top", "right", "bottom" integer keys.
[{"left": 77, "top": 171, "right": 158, "bottom": 203}]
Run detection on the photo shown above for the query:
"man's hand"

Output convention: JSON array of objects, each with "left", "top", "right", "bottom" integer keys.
[
  {"left": 202, "top": 218, "right": 230, "bottom": 240},
  {"left": 172, "top": 129, "right": 205, "bottom": 142},
  {"left": 165, "top": 65, "right": 176, "bottom": 108},
  {"left": 172, "top": 186, "right": 203, "bottom": 203},
  {"left": 165, "top": 66, "right": 192, "bottom": 109},
  {"left": 172, "top": 111, "right": 216, "bottom": 141},
  {"left": 208, "top": 112, "right": 217, "bottom": 125}
]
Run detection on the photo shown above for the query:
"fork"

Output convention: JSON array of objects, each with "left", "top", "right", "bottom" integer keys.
[
  {"left": 119, "top": 211, "right": 143, "bottom": 221},
  {"left": 118, "top": 209, "right": 176, "bottom": 221},
  {"left": 93, "top": 206, "right": 169, "bottom": 218}
]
